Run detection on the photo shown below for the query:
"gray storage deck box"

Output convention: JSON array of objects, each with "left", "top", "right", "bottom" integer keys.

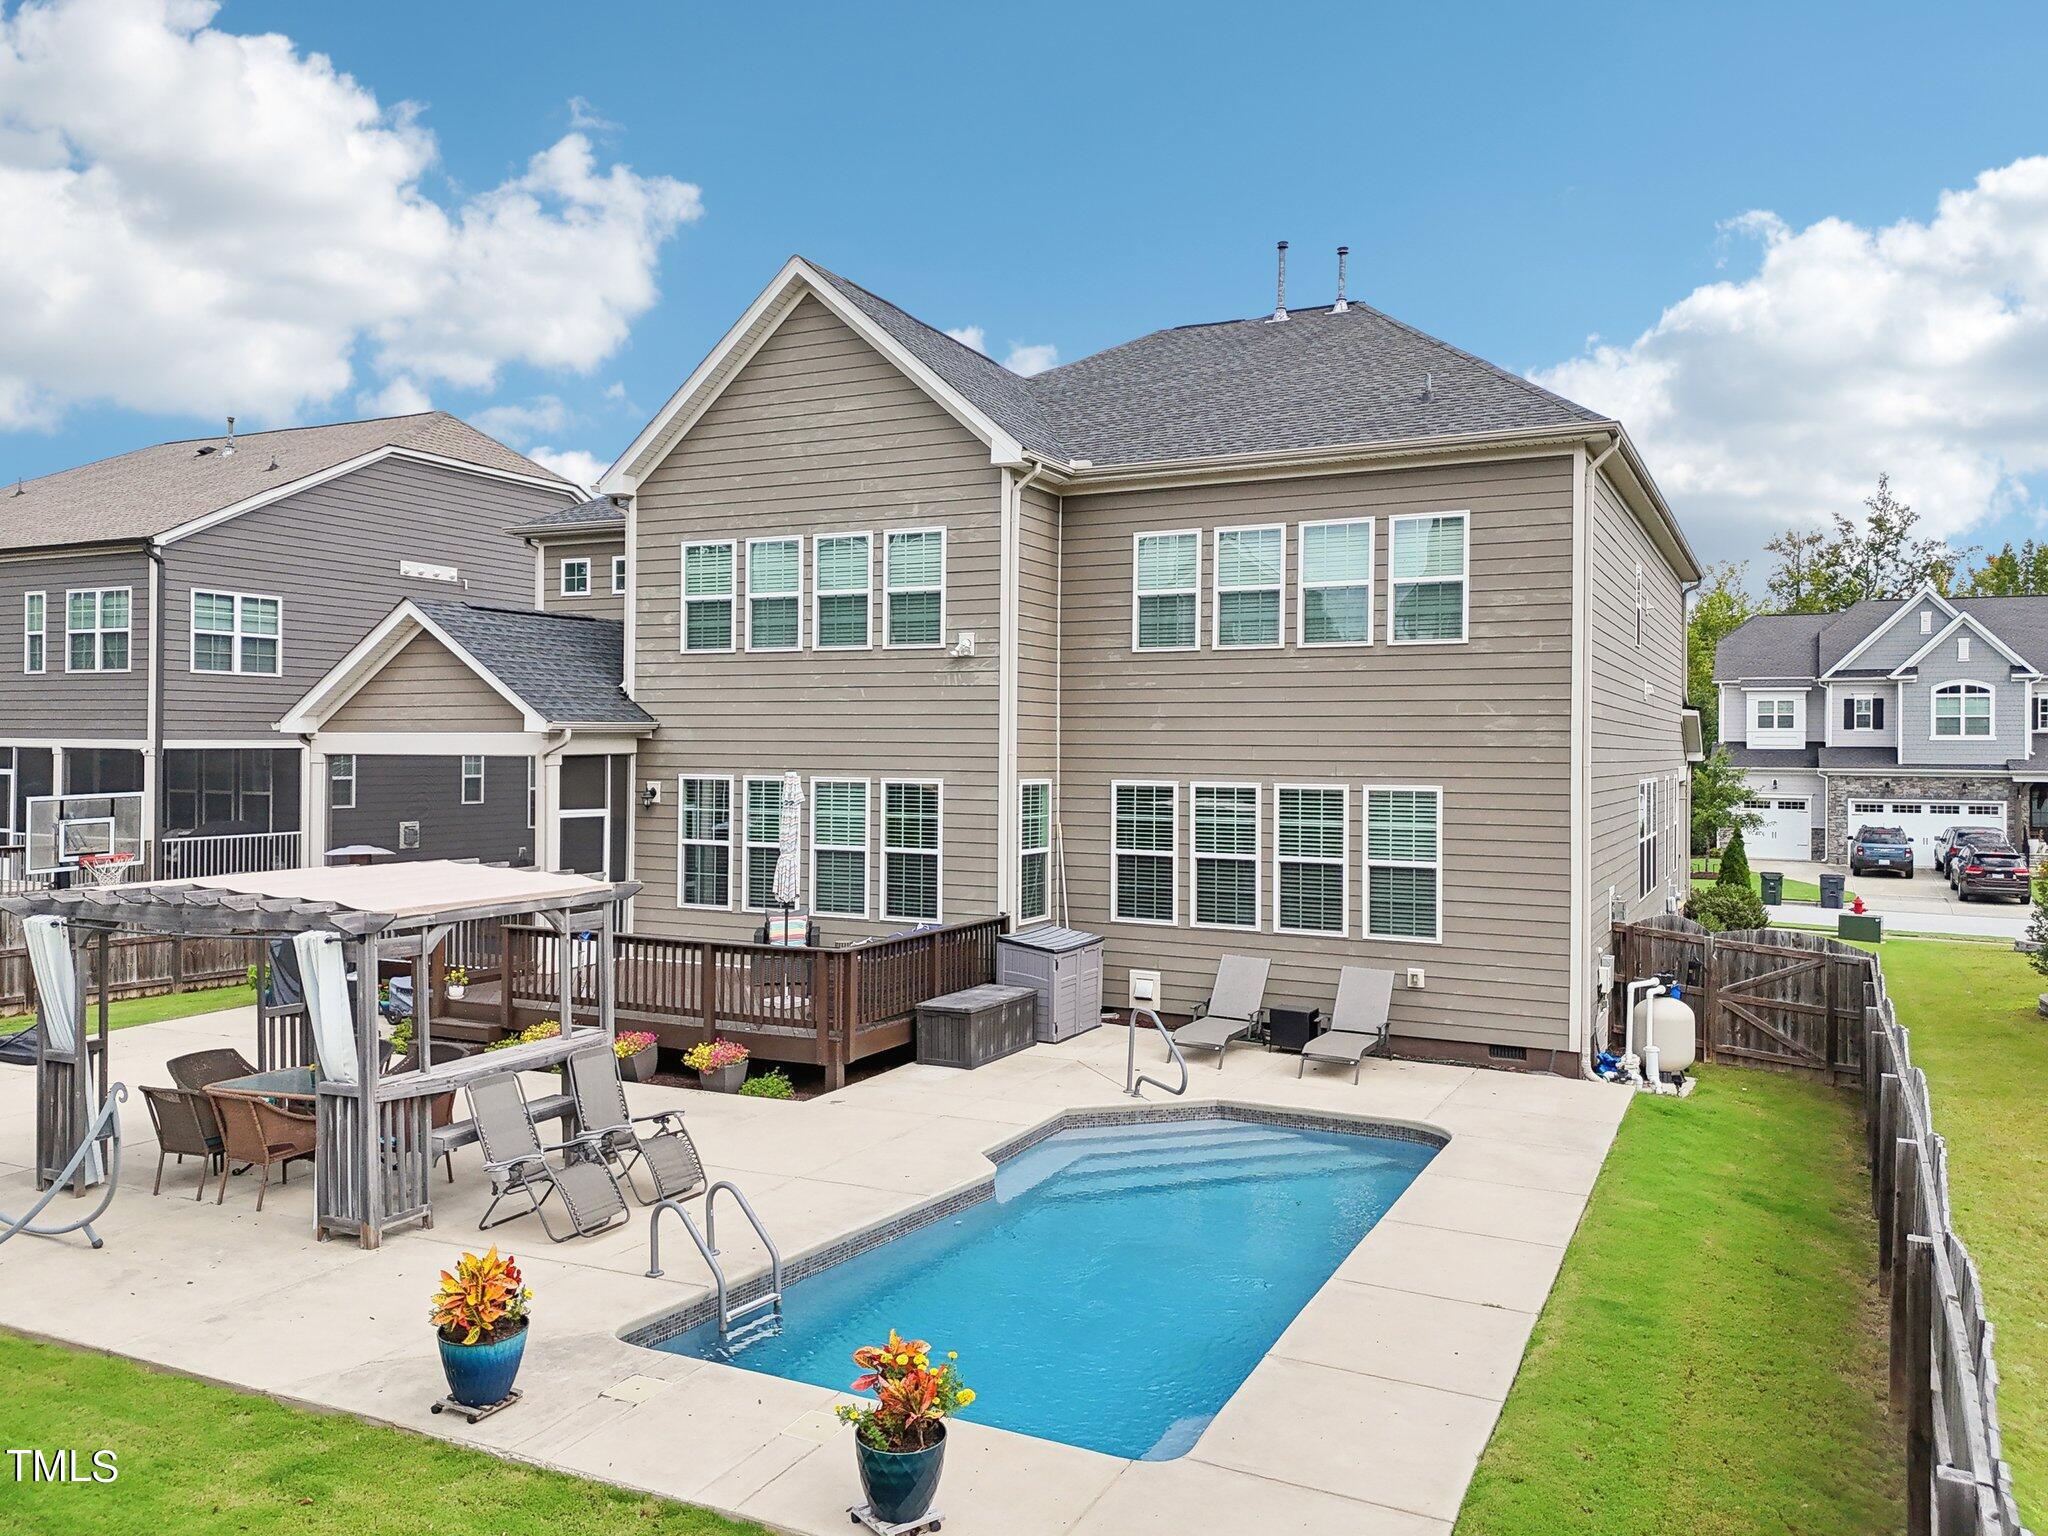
[
  {"left": 997, "top": 926, "right": 1105, "bottom": 1043},
  {"left": 915, "top": 983, "right": 1037, "bottom": 1069}
]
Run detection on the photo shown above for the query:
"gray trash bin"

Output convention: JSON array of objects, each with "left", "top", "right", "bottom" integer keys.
[
  {"left": 1819, "top": 873, "right": 1846, "bottom": 910},
  {"left": 997, "top": 927, "right": 1105, "bottom": 1042},
  {"left": 1759, "top": 871, "right": 1784, "bottom": 905}
]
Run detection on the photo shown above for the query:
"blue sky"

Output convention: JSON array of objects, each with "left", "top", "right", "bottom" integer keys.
[{"left": 7, "top": 1, "right": 2048, "bottom": 572}]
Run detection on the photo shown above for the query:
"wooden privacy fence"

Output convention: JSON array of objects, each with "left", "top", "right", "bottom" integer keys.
[
  {"left": 501, "top": 916, "right": 1007, "bottom": 1088},
  {"left": 0, "top": 931, "right": 253, "bottom": 1015}
]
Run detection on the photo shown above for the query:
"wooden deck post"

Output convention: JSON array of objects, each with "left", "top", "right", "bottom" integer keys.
[
  {"left": 1903, "top": 1234, "right": 1936, "bottom": 1536},
  {"left": 498, "top": 919, "right": 516, "bottom": 1035}
]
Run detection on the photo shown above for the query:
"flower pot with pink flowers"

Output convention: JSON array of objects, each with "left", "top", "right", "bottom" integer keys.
[
  {"left": 683, "top": 1038, "right": 748, "bottom": 1091},
  {"left": 615, "top": 1030, "right": 659, "bottom": 1082}
]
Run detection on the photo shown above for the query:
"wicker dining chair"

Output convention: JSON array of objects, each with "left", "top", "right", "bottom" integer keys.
[
  {"left": 203, "top": 1088, "right": 316, "bottom": 1211},
  {"left": 140, "top": 1085, "right": 223, "bottom": 1200},
  {"left": 168, "top": 1048, "right": 258, "bottom": 1093}
]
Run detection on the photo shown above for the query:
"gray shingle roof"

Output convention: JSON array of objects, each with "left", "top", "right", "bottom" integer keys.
[
  {"left": 0, "top": 412, "right": 572, "bottom": 554},
  {"left": 1720, "top": 596, "right": 2048, "bottom": 683},
  {"left": 1818, "top": 747, "right": 1899, "bottom": 770},
  {"left": 1722, "top": 746, "right": 1820, "bottom": 770},
  {"left": 808, "top": 262, "right": 1608, "bottom": 468},
  {"left": 1714, "top": 614, "right": 1830, "bottom": 681},
  {"left": 507, "top": 494, "right": 626, "bottom": 536},
  {"left": 413, "top": 601, "right": 651, "bottom": 727}
]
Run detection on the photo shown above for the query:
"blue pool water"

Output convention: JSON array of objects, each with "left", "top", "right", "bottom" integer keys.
[{"left": 651, "top": 1117, "right": 1436, "bottom": 1459}]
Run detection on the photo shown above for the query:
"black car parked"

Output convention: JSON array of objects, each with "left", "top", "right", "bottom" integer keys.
[
  {"left": 1949, "top": 842, "right": 2033, "bottom": 902},
  {"left": 1849, "top": 825, "right": 1914, "bottom": 877},
  {"left": 1934, "top": 825, "right": 2009, "bottom": 878}
]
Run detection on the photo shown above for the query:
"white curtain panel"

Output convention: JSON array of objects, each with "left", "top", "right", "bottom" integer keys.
[
  {"left": 25, "top": 914, "right": 103, "bottom": 1183},
  {"left": 294, "top": 930, "right": 359, "bottom": 1086}
]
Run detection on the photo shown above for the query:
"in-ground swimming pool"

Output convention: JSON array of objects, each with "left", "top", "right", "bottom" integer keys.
[{"left": 648, "top": 1115, "right": 1437, "bottom": 1459}]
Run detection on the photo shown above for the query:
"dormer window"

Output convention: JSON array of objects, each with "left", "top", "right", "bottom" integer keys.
[
  {"left": 1845, "top": 695, "right": 1880, "bottom": 731},
  {"left": 1932, "top": 681, "right": 1993, "bottom": 738},
  {"left": 1753, "top": 696, "right": 1796, "bottom": 733}
]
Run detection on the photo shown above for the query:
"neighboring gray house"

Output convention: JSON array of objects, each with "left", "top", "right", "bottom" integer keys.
[
  {"left": 586, "top": 255, "right": 1700, "bottom": 1072},
  {"left": 0, "top": 413, "right": 579, "bottom": 876},
  {"left": 1714, "top": 588, "right": 2048, "bottom": 863},
  {"left": 514, "top": 494, "right": 628, "bottom": 622}
]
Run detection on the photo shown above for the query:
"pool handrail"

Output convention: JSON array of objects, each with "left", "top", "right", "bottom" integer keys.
[
  {"left": 1125, "top": 1008, "right": 1188, "bottom": 1100},
  {"left": 646, "top": 1180, "right": 784, "bottom": 1339}
]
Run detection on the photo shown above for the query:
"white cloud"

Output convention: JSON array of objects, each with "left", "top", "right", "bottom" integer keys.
[
  {"left": 0, "top": 0, "right": 701, "bottom": 430},
  {"left": 469, "top": 394, "right": 570, "bottom": 442},
  {"left": 358, "top": 376, "right": 432, "bottom": 416},
  {"left": 528, "top": 445, "right": 606, "bottom": 491},
  {"left": 1003, "top": 342, "right": 1058, "bottom": 377},
  {"left": 1535, "top": 156, "right": 2048, "bottom": 565},
  {"left": 945, "top": 325, "right": 987, "bottom": 353}
]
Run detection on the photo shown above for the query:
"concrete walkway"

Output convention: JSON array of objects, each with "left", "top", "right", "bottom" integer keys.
[
  {"left": 1759, "top": 858, "right": 2030, "bottom": 939},
  {"left": 0, "top": 1010, "right": 1630, "bottom": 1535}
]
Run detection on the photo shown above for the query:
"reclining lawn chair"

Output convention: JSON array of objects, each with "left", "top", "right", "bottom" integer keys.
[
  {"left": 563, "top": 1043, "right": 707, "bottom": 1206},
  {"left": 1298, "top": 966, "right": 1395, "bottom": 1083},
  {"left": 467, "top": 1069, "right": 629, "bottom": 1242},
  {"left": 1171, "top": 955, "right": 1271, "bottom": 1068}
]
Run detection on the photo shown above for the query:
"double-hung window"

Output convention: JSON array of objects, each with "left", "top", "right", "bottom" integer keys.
[
  {"left": 681, "top": 541, "right": 736, "bottom": 652},
  {"left": 1366, "top": 787, "right": 1443, "bottom": 941},
  {"left": 191, "top": 591, "right": 280, "bottom": 674},
  {"left": 611, "top": 555, "right": 627, "bottom": 595},
  {"left": 22, "top": 592, "right": 44, "bottom": 674},
  {"left": 744, "top": 778, "right": 784, "bottom": 910},
  {"left": 882, "top": 780, "right": 942, "bottom": 921},
  {"left": 746, "top": 537, "right": 802, "bottom": 651},
  {"left": 815, "top": 534, "right": 872, "bottom": 649},
  {"left": 329, "top": 754, "right": 356, "bottom": 811},
  {"left": 677, "top": 776, "right": 733, "bottom": 908},
  {"left": 1637, "top": 779, "right": 1657, "bottom": 898},
  {"left": 1275, "top": 786, "right": 1346, "bottom": 935},
  {"left": 2035, "top": 695, "right": 2048, "bottom": 732},
  {"left": 66, "top": 588, "right": 130, "bottom": 671},
  {"left": 1298, "top": 519, "right": 1373, "bottom": 645},
  {"left": 560, "top": 558, "right": 591, "bottom": 596},
  {"left": 884, "top": 529, "right": 944, "bottom": 647},
  {"left": 1388, "top": 512, "right": 1469, "bottom": 643},
  {"left": 1192, "top": 783, "right": 1260, "bottom": 928},
  {"left": 1133, "top": 531, "right": 1199, "bottom": 650},
  {"left": 1212, "top": 526, "right": 1283, "bottom": 648},
  {"left": 1018, "top": 780, "right": 1051, "bottom": 924},
  {"left": 460, "top": 755, "right": 485, "bottom": 805},
  {"left": 1932, "top": 681, "right": 1993, "bottom": 738},
  {"left": 811, "top": 779, "right": 870, "bottom": 916},
  {"left": 1112, "top": 782, "right": 1177, "bottom": 924}
]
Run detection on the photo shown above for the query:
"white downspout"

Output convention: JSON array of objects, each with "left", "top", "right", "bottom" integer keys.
[
  {"left": 1000, "top": 455, "right": 1050, "bottom": 927},
  {"left": 1577, "top": 435, "right": 1625, "bottom": 1079}
]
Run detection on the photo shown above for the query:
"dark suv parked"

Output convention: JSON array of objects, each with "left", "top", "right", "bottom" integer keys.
[
  {"left": 1849, "top": 826, "right": 1914, "bottom": 878},
  {"left": 1934, "top": 825, "right": 2008, "bottom": 878},
  {"left": 1949, "top": 843, "right": 2032, "bottom": 902}
]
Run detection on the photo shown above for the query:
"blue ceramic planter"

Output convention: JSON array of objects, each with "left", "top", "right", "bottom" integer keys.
[
  {"left": 437, "top": 1321, "right": 527, "bottom": 1408},
  {"left": 854, "top": 1424, "right": 946, "bottom": 1526}
]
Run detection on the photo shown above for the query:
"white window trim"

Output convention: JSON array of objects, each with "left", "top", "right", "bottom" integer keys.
[
  {"left": 1272, "top": 782, "right": 1349, "bottom": 937},
  {"left": 1189, "top": 781, "right": 1262, "bottom": 931},
  {"left": 610, "top": 554, "right": 627, "bottom": 595},
  {"left": 1364, "top": 784, "right": 1445, "bottom": 945},
  {"left": 189, "top": 589, "right": 283, "bottom": 676},
  {"left": 812, "top": 532, "right": 874, "bottom": 652},
  {"left": 744, "top": 535, "right": 804, "bottom": 653},
  {"left": 742, "top": 775, "right": 784, "bottom": 912},
  {"left": 677, "top": 774, "right": 737, "bottom": 910},
  {"left": 883, "top": 527, "right": 947, "bottom": 650},
  {"left": 1637, "top": 777, "right": 1657, "bottom": 899},
  {"left": 1930, "top": 679, "right": 1995, "bottom": 740},
  {"left": 1958, "top": 636, "right": 1972, "bottom": 662},
  {"left": 1211, "top": 525, "right": 1285, "bottom": 651},
  {"left": 329, "top": 753, "right": 356, "bottom": 811},
  {"left": 810, "top": 776, "right": 871, "bottom": 918},
  {"left": 459, "top": 754, "right": 485, "bottom": 805},
  {"left": 22, "top": 590, "right": 44, "bottom": 675},
  {"left": 1017, "top": 778, "right": 1053, "bottom": 925},
  {"left": 1386, "top": 511, "right": 1470, "bottom": 647},
  {"left": 1748, "top": 690, "right": 1802, "bottom": 744},
  {"left": 2034, "top": 693, "right": 2048, "bottom": 733},
  {"left": 64, "top": 586, "right": 132, "bottom": 674},
  {"left": 680, "top": 539, "right": 738, "bottom": 654},
  {"left": 1110, "top": 779, "right": 1178, "bottom": 926},
  {"left": 1296, "top": 517, "right": 1373, "bottom": 648},
  {"left": 1131, "top": 529, "right": 1201, "bottom": 653},
  {"left": 526, "top": 757, "right": 536, "bottom": 830},
  {"left": 881, "top": 778, "right": 944, "bottom": 922},
  {"left": 559, "top": 558, "right": 591, "bottom": 597}
]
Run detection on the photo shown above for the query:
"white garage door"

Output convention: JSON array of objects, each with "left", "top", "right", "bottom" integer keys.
[
  {"left": 1742, "top": 797, "right": 1812, "bottom": 860},
  {"left": 1845, "top": 798, "right": 2007, "bottom": 862}
]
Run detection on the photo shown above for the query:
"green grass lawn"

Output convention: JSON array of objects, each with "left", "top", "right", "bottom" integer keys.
[
  {"left": 0, "top": 1329, "right": 771, "bottom": 1536},
  {"left": 1455, "top": 1067, "right": 1901, "bottom": 1535},
  {"left": 1689, "top": 856, "right": 1849, "bottom": 905},
  {"left": 1874, "top": 936, "right": 2048, "bottom": 1527},
  {"left": 0, "top": 981, "right": 253, "bottom": 1035}
]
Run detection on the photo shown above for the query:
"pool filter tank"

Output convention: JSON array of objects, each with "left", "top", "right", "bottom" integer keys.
[{"left": 1629, "top": 989, "right": 1698, "bottom": 1076}]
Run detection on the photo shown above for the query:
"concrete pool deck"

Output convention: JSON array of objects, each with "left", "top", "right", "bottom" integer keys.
[{"left": 0, "top": 1010, "right": 1630, "bottom": 1535}]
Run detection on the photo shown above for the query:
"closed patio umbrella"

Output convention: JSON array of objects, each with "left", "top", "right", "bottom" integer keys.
[{"left": 771, "top": 772, "right": 804, "bottom": 944}]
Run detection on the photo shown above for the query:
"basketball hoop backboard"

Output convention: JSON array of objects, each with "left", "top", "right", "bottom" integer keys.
[{"left": 26, "top": 793, "right": 145, "bottom": 877}]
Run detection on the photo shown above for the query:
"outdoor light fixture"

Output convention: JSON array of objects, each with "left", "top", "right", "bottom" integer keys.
[{"left": 641, "top": 781, "right": 662, "bottom": 810}]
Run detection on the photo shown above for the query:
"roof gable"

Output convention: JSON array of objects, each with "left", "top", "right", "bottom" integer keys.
[
  {"left": 1888, "top": 609, "right": 2035, "bottom": 677},
  {"left": 1820, "top": 589, "right": 1957, "bottom": 676}
]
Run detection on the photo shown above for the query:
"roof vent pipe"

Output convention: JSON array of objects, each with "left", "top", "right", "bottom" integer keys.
[
  {"left": 1422, "top": 371, "right": 1434, "bottom": 401},
  {"left": 222, "top": 416, "right": 236, "bottom": 456},
  {"left": 1269, "top": 241, "right": 1289, "bottom": 322},
  {"left": 1334, "top": 246, "right": 1349, "bottom": 313}
]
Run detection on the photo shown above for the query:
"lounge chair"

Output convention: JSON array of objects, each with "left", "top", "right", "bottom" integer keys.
[
  {"left": 1171, "top": 955, "right": 1271, "bottom": 1067},
  {"left": 202, "top": 1086, "right": 315, "bottom": 1210},
  {"left": 1298, "top": 966, "right": 1395, "bottom": 1083},
  {"left": 466, "top": 1069, "right": 629, "bottom": 1242},
  {"left": 563, "top": 1044, "right": 707, "bottom": 1205},
  {"left": 140, "top": 1084, "right": 223, "bottom": 1199}
]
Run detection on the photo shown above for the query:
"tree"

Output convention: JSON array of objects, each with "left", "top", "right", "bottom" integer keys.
[
  {"left": 1716, "top": 825, "right": 1753, "bottom": 890},
  {"left": 1762, "top": 526, "right": 1835, "bottom": 614},
  {"left": 1761, "top": 474, "right": 1969, "bottom": 615},
  {"left": 2029, "top": 871, "right": 2048, "bottom": 981},
  {"left": 1689, "top": 747, "right": 1760, "bottom": 855},
  {"left": 1686, "top": 563, "right": 1752, "bottom": 741},
  {"left": 1963, "top": 539, "right": 2048, "bottom": 597}
]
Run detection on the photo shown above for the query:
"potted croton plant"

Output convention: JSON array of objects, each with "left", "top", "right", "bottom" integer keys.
[
  {"left": 431, "top": 1247, "right": 531, "bottom": 1414},
  {"left": 683, "top": 1037, "right": 748, "bottom": 1093},
  {"left": 836, "top": 1331, "right": 974, "bottom": 1528},
  {"left": 615, "top": 1030, "right": 658, "bottom": 1083}
]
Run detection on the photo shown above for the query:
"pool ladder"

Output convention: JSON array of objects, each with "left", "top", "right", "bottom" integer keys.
[
  {"left": 1125, "top": 1007, "right": 1189, "bottom": 1099},
  {"left": 647, "top": 1181, "right": 785, "bottom": 1340}
]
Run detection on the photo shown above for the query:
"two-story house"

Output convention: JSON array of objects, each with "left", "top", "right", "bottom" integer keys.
[
  {"left": 1714, "top": 590, "right": 2048, "bottom": 863},
  {"left": 562, "top": 255, "right": 1699, "bottom": 1072},
  {"left": 0, "top": 412, "right": 581, "bottom": 877}
]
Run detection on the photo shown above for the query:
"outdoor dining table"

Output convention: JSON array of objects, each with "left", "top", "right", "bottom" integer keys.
[{"left": 210, "top": 1066, "right": 319, "bottom": 1106}]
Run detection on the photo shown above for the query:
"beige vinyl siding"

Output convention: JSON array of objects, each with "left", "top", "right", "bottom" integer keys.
[
  {"left": 1059, "top": 455, "right": 1577, "bottom": 1055},
  {"left": 326, "top": 632, "right": 525, "bottom": 732},
  {"left": 0, "top": 547, "right": 153, "bottom": 739},
  {"left": 631, "top": 294, "right": 1003, "bottom": 941},
  {"left": 542, "top": 535, "right": 627, "bottom": 620}
]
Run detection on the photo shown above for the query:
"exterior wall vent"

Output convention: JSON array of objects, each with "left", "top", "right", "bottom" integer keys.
[
  {"left": 1487, "top": 1043, "right": 1528, "bottom": 1062},
  {"left": 398, "top": 819, "right": 421, "bottom": 850}
]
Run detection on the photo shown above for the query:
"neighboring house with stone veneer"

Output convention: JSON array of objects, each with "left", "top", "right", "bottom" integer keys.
[{"left": 1713, "top": 587, "right": 2048, "bottom": 863}]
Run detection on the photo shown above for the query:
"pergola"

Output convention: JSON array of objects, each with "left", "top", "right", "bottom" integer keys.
[{"left": 4, "top": 861, "right": 637, "bottom": 1248}]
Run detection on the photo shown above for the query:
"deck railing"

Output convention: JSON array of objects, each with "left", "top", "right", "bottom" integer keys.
[{"left": 158, "top": 830, "right": 303, "bottom": 881}]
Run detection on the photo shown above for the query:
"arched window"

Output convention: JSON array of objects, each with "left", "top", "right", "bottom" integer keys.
[{"left": 1932, "top": 681, "right": 1993, "bottom": 739}]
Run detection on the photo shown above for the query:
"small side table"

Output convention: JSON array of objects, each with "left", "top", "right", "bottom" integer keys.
[{"left": 1264, "top": 1007, "right": 1322, "bottom": 1054}]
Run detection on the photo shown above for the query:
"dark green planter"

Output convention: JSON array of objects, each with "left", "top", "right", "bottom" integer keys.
[
  {"left": 1838, "top": 913, "right": 1884, "bottom": 942},
  {"left": 437, "top": 1319, "right": 527, "bottom": 1408},
  {"left": 854, "top": 1423, "right": 946, "bottom": 1525}
]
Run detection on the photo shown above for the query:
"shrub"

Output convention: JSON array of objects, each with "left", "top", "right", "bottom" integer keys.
[
  {"left": 739, "top": 1068, "right": 795, "bottom": 1100},
  {"left": 1716, "top": 826, "right": 1753, "bottom": 890},
  {"left": 1685, "top": 882, "right": 1768, "bottom": 933},
  {"left": 2028, "top": 870, "right": 2048, "bottom": 979},
  {"left": 485, "top": 1018, "right": 561, "bottom": 1052}
]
